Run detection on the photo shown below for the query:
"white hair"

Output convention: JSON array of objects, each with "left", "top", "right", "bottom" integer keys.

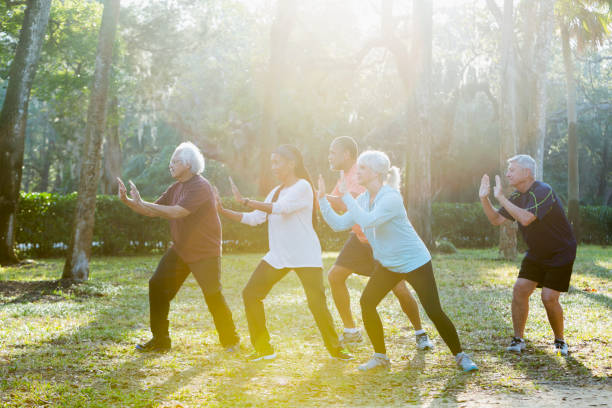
[
  {"left": 508, "top": 154, "right": 536, "bottom": 178},
  {"left": 173, "top": 142, "right": 205, "bottom": 174},
  {"left": 357, "top": 150, "right": 401, "bottom": 191}
]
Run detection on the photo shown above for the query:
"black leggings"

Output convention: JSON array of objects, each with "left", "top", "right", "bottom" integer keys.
[
  {"left": 360, "top": 261, "right": 462, "bottom": 355},
  {"left": 242, "top": 261, "right": 341, "bottom": 355}
]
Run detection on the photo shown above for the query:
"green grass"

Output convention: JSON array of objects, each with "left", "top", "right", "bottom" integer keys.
[{"left": 1, "top": 246, "right": 610, "bottom": 407}]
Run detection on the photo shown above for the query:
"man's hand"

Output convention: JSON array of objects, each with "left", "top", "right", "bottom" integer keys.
[
  {"left": 493, "top": 175, "right": 504, "bottom": 200},
  {"left": 117, "top": 177, "right": 129, "bottom": 203},
  {"left": 338, "top": 170, "right": 347, "bottom": 195},
  {"left": 479, "top": 174, "right": 490, "bottom": 199},
  {"left": 229, "top": 176, "right": 243, "bottom": 203},
  {"left": 317, "top": 174, "right": 326, "bottom": 199},
  {"left": 128, "top": 180, "right": 143, "bottom": 204}
]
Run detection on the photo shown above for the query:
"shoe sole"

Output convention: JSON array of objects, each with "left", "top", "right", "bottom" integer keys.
[
  {"left": 358, "top": 364, "right": 390, "bottom": 371},
  {"left": 249, "top": 353, "right": 276, "bottom": 362}
]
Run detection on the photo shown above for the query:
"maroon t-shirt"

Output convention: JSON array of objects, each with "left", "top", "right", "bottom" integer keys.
[{"left": 155, "top": 175, "right": 221, "bottom": 263}]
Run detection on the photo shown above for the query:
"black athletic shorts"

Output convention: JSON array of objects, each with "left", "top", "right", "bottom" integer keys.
[
  {"left": 518, "top": 256, "right": 574, "bottom": 292},
  {"left": 334, "top": 233, "right": 376, "bottom": 276}
]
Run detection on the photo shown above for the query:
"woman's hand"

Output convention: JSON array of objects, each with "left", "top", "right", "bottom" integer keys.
[
  {"left": 317, "top": 174, "right": 326, "bottom": 199},
  {"left": 229, "top": 176, "right": 244, "bottom": 203}
]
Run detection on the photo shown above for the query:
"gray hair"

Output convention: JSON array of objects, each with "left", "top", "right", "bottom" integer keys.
[
  {"left": 173, "top": 142, "right": 205, "bottom": 174},
  {"left": 507, "top": 154, "right": 536, "bottom": 178},
  {"left": 357, "top": 150, "right": 401, "bottom": 191}
]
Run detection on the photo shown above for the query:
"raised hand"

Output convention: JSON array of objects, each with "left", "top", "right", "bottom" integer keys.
[
  {"left": 128, "top": 180, "right": 143, "bottom": 204},
  {"left": 117, "top": 177, "right": 128, "bottom": 202},
  {"left": 478, "top": 174, "right": 490, "bottom": 199},
  {"left": 493, "top": 175, "right": 503, "bottom": 199},
  {"left": 317, "top": 174, "right": 326, "bottom": 199},
  {"left": 228, "top": 176, "right": 243, "bottom": 202},
  {"left": 338, "top": 170, "right": 347, "bottom": 195}
]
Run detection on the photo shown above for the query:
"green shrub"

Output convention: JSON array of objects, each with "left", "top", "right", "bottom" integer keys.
[{"left": 14, "top": 193, "right": 610, "bottom": 257}]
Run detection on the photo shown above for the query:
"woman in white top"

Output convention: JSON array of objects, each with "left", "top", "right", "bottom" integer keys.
[{"left": 215, "top": 145, "right": 350, "bottom": 361}]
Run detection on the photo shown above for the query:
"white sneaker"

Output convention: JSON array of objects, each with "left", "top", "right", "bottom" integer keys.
[
  {"left": 339, "top": 329, "right": 363, "bottom": 345},
  {"left": 506, "top": 337, "right": 526, "bottom": 353},
  {"left": 455, "top": 352, "right": 478, "bottom": 372},
  {"left": 416, "top": 332, "right": 434, "bottom": 350},
  {"left": 358, "top": 354, "right": 390, "bottom": 371},
  {"left": 554, "top": 339, "right": 569, "bottom": 356}
]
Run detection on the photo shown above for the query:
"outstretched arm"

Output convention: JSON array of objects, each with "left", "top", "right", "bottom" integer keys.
[
  {"left": 317, "top": 174, "right": 355, "bottom": 231},
  {"left": 117, "top": 178, "right": 190, "bottom": 219}
]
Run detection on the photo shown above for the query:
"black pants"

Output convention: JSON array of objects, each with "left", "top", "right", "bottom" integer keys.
[
  {"left": 242, "top": 260, "right": 341, "bottom": 355},
  {"left": 360, "top": 261, "right": 462, "bottom": 355},
  {"left": 148, "top": 249, "right": 239, "bottom": 347}
]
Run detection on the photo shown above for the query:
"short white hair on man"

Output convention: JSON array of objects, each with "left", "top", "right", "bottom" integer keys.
[
  {"left": 174, "top": 142, "right": 205, "bottom": 174},
  {"left": 507, "top": 154, "right": 536, "bottom": 178},
  {"left": 357, "top": 150, "right": 401, "bottom": 191}
]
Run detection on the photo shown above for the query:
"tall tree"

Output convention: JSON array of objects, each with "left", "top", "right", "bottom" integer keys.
[
  {"left": 63, "top": 0, "right": 120, "bottom": 280},
  {"left": 101, "top": 95, "right": 122, "bottom": 195},
  {"left": 556, "top": 0, "right": 611, "bottom": 236},
  {"left": 498, "top": 0, "right": 519, "bottom": 259},
  {"left": 257, "top": 0, "right": 297, "bottom": 195},
  {"left": 0, "top": 0, "right": 52, "bottom": 265},
  {"left": 405, "top": 0, "right": 433, "bottom": 247}
]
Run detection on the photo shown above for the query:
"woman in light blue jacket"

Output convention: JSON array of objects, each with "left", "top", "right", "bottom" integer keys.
[{"left": 318, "top": 150, "right": 477, "bottom": 372}]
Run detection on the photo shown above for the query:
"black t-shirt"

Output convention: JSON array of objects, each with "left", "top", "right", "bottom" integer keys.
[{"left": 498, "top": 181, "right": 576, "bottom": 266}]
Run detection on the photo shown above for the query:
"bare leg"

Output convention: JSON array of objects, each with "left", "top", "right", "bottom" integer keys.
[
  {"left": 512, "top": 278, "right": 538, "bottom": 338},
  {"left": 391, "top": 280, "right": 423, "bottom": 331},
  {"left": 328, "top": 265, "right": 356, "bottom": 328},
  {"left": 541, "top": 288, "right": 564, "bottom": 340}
]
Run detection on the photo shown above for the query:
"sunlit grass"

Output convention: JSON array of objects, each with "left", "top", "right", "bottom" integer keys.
[{"left": 0, "top": 246, "right": 610, "bottom": 407}]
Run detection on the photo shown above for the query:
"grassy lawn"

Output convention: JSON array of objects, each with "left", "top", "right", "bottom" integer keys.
[{"left": 0, "top": 246, "right": 610, "bottom": 407}]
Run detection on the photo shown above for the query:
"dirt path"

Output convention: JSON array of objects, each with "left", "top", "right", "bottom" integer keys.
[{"left": 449, "top": 384, "right": 612, "bottom": 407}]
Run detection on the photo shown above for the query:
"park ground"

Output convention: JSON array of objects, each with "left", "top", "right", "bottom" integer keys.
[{"left": 0, "top": 246, "right": 610, "bottom": 407}]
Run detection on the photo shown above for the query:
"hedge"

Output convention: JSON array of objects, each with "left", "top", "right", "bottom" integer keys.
[{"left": 15, "top": 193, "right": 611, "bottom": 258}]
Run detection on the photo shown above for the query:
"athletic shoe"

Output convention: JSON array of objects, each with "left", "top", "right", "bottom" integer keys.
[
  {"left": 135, "top": 337, "right": 171, "bottom": 352},
  {"left": 416, "top": 332, "right": 434, "bottom": 350},
  {"left": 330, "top": 349, "right": 354, "bottom": 361},
  {"left": 247, "top": 351, "right": 276, "bottom": 362},
  {"left": 506, "top": 337, "right": 526, "bottom": 353},
  {"left": 455, "top": 352, "right": 478, "bottom": 372},
  {"left": 225, "top": 342, "right": 241, "bottom": 354},
  {"left": 358, "top": 354, "right": 390, "bottom": 371},
  {"left": 339, "top": 330, "right": 363, "bottom": 345},
  {"left": 554, "top": 339, "right": 569, "bottom": 356}
]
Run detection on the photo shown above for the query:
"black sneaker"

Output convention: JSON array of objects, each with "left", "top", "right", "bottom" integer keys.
[
  {"left": 331, "top": 349, "right": 354, "bottom": 361},
  {"left": 135, "top": 337, "right": 171, "bottom": 352}
]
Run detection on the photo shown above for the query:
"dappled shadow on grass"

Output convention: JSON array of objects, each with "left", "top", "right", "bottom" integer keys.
[
  {"left": 569, "top": 285, "right": 612, "bottom": 310},
  {"left": 574, "top": 260, "right": 611, "bottom": 282},
  {"left": 0, "top": 279, "right": 107, "bottom": 304}
]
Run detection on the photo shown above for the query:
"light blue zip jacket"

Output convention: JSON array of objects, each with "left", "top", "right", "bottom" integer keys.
[{"left": 319, "top": 185, "right": 431, "bottom": 273}]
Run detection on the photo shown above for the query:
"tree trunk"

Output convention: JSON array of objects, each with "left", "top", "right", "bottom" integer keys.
[
  {"left": 63, "top": 0, "right": 120, "bottom": 280},
  {"left": 405, "top": 0, "right": 433, "bottom": 247},
  {"left": 531, "top": 0, "right": 554, "bottom": 180},
  {"left": 101, "top": 95, "right": 122, "bottom": 195},
  {"left": 258, "top": 0, "right": 297, "bottom": 195},
  {"left": 596, "top": 123, "right": 609, "bottom": 205},
  {"left": 0, "top": 0, "right": 52, "bottom": 265},
  {"left": 561, "top": 24, "right": 579, "bottom": 237},
  {"left": 498, "top": 0, "right": 518, "bottom": 260}
]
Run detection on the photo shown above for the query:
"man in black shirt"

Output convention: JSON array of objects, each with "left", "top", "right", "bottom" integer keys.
[{"left": 479, "top": 154, "right": 576, "bottom": 356}]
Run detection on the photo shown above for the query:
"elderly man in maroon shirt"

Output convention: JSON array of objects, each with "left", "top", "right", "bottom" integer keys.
[{"left": 118, "top": 142, "right": 239, "bottom": 352}]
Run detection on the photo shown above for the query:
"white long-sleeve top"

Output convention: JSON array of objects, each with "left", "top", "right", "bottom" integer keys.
[{"left": 240, "top": 178, "right": 323, "bottom": 269}]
